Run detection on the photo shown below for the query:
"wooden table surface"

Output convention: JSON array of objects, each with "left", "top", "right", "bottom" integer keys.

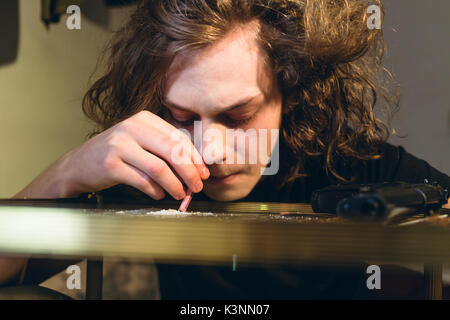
[
  {"left": 0, "top": 200, "right": 449, "bottom": 266},
  {"left": 0, "top": 199, "right": 449, "bottom": 300}
]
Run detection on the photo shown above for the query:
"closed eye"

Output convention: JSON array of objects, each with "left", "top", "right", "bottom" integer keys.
[
  {"left": 221, "top": 113, "right": 257, "bottom": 127},
  {"left": 221, "top": 104, "right": 260, "bottom": 127},
  {"left": 164, "top": 106, "right": 198, "bottom": 127},
  {"left": 163, "top": 99, "right": 261, "bottom": 127}
]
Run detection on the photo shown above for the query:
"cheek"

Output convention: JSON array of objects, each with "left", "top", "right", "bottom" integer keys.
[{"left": 252, "top": 100, "right": 282, "bottom": 131}]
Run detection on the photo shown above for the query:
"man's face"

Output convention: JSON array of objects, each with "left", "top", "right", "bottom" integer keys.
[{"left": 164, "top": 22, "right": 282, "bottom": 201}]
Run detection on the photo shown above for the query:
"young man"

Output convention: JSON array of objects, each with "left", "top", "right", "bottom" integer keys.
[{"left": 1, "top": 0, "right": 449, "bottom": 298}]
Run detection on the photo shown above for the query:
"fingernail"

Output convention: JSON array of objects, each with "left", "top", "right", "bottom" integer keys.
[
  {"left": 202, "top": 167, "right": 210, "bottom": 179},
  {"left": 195, "top": 181, "right": 203, "bottom": 193}
]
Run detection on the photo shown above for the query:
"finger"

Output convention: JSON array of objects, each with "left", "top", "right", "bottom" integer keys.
[
  {"left": 130, "top": 122, "right": 206, "bottom": 193},
  {"left": 166, "top": 138, "right": 206, "bottom": 193},
  {"left": 120, "top": 142, "right": 187, "bottom": 200},
  {"left": 191, "top": 141, "right": 210, "bottom": 180},
  {"left": 173, "top": 129, "right": 210, "bottom": 180},
  {"left": 114, "top": 161, "right": 166, "bottom": 200},
  {"left": 134, "top": 112, "right": 209, "bottom": 180}
]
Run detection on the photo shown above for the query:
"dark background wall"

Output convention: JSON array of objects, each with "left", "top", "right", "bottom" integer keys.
[{"left": 383, "top": 0, "right": 450, "bottom": 175}]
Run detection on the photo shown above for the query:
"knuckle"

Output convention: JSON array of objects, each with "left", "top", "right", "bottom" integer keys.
[
  {"left": 135, "top": 110, "right": 153, "bottom": 121},
  {"left": 176, "top": 134, "right": 192, "bottom": 149},
  {"left": 181, "top": 134, "right": 194, "bottom": 146},
  {"left": 102, "top": 154, "right": 119, "bottom": 172},
  {"left": 105, "top": 134, "right": 126, "bottom": 151},
  {"left": 134, "top": 176, "right": 149, "bottom": 190},
  {"left": 138, "top": 110, "right": 152, "bottom": 117},
  {"left": 148, "top": 160, "right": 167, "bottom": 177},
  {"left": 158, "top": 133, "right": 174, "bottom": 147},
  {"left": 115, "top": 120, "right": 135, "bottom": 135},
  {"left": 185, "top": 170, "right": 199, "bottom": 183},
  {"left": 154, "top": 129, "right": 178, "bottom": 148},
  {"left": 152, "top": 191, "right": 165, "bottom": 201}
]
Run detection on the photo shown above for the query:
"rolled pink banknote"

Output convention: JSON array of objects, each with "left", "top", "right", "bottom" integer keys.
[{"left": 178, "top": 189, "right": 193, "bottom": 212}]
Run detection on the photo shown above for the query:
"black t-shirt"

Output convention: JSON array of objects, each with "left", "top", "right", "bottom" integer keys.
[{"left": 100, "top": 142, "right": 450, "bottom": 299}]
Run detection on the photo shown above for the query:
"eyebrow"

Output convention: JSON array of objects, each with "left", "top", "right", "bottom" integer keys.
[{"left": 164, "top": 93, "right": 262, "bottom": 114}]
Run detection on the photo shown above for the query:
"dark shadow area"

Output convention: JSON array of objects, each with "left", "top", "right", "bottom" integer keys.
[
  {"left": 83, "top": 0, "right": 109, "bottom": 28},
  {"left": 0, "top": 286, "right": 73, "bottom": 300},
  {"left": 105, "top": 0, "right": 137, "bottom": 6},
  {"left": 83, "top": 0, "right": 137, "bottom": 29},
  {"left": 0, "top": 0, "right": 19, "bottom": 66}
]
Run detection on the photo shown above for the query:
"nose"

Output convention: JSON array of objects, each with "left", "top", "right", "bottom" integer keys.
[{"left": 200, "top": 120, "right": 227, "bottom": 165}]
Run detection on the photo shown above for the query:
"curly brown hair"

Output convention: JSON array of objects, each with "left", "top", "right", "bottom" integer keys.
[{"left": 83, "top": 0, "right": 398, "bottom": 188}]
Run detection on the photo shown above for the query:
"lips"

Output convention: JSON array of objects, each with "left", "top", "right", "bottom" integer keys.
[
  {"left": 208, "top": 168, "right": 242, "bottom": 178},
  {"left": 207, "top": 167, "right": 244, "bottom": 183},
  {"left": 209, "top": 173, "right": 239, "bottom": 183}
]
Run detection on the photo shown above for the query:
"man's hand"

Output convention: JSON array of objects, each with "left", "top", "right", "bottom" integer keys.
[
  {"left": 14, "top": 111, "right": 209, "bottom": 200},
  {"left": 5, "top": 111, "right": 210, "bottom": 286}
]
